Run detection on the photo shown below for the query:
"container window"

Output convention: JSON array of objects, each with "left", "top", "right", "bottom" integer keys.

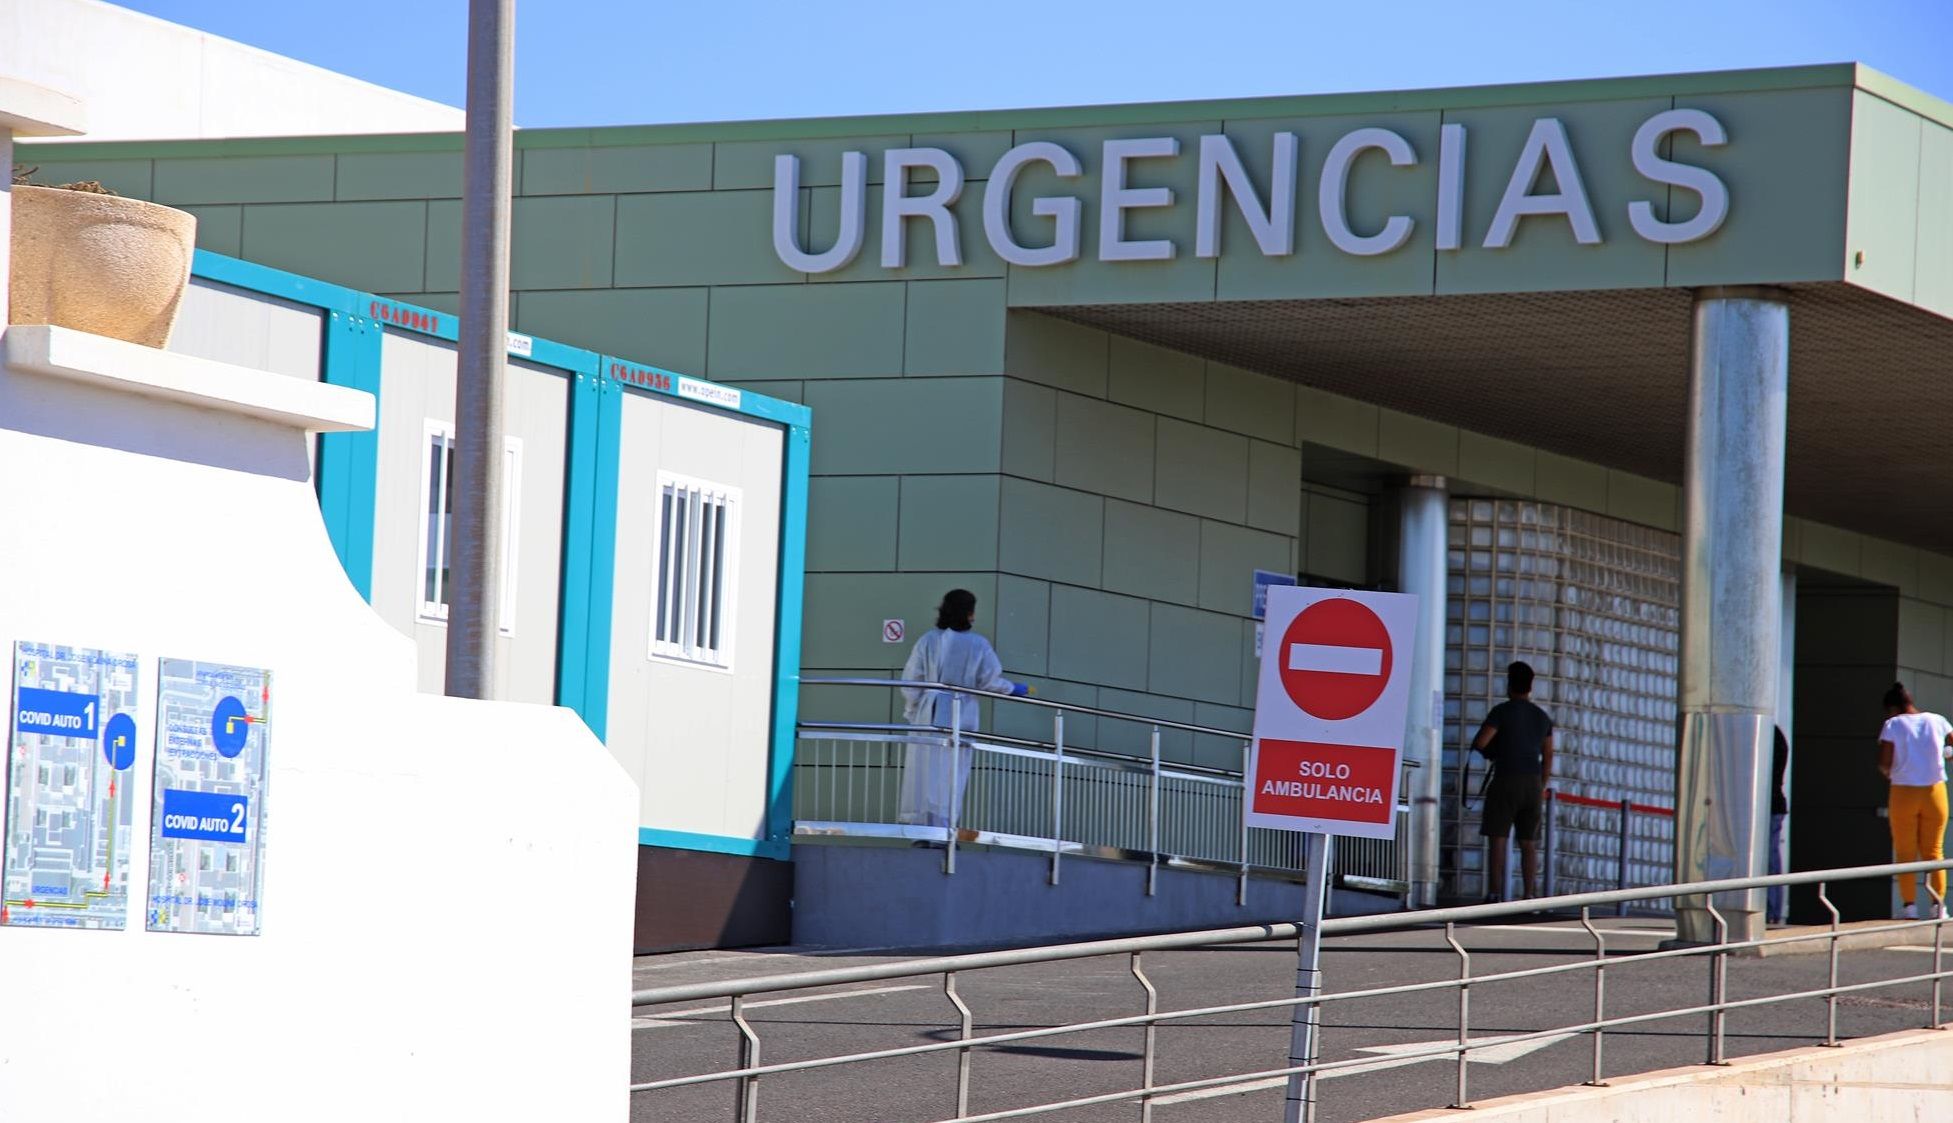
[
  {"left": 416, "top": 420, "right": 521, "bottom": 636},
  {"left": 651, "top": 472, "right": 741, "bottom": 669}
]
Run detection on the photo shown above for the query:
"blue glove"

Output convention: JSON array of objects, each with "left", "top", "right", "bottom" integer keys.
[{"left": 1010, "top": 682, "right": 1032, "bottom": 697}]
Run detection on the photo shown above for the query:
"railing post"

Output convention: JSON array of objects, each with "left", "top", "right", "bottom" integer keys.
[
  {"left": 731, "top": 994, "right": 761, "bottom": 1122},
  {"left": 1133, "top": 951, "right": 1159, "bottom": 1122},
  {"left": 1050, "top": 710, "right": 1064, "bottom": 886},
  {"left": 944, "top": 971, "right": 973, "bottom": 1117},
  {"left": 1543, "top": 788, "right": 1557, "bottom": 899},
  {"left": 1931, "top": 886, "right": 1945, "bottom": 1030},
  {"left": 1148, "top": 726, "right": 1162, "bottom": 898},
  {"left": 1446, "top": 921, "right": 1472, "bottom": 1109},
  {"left": 1615, "top": 798, "right": 1632, "bottom": 918},
  {"left": 1706, "top": 901, "right": 1728, "bottom": 1064},
  {"left": 946, "top": 699, "right": 962, "bottom": 875},
  {"left": 1820, "top": 881, "right": 1841, "bottom": 1046},
  {"left": 1238, "top": 740, "right": 1252, "bottom": 906},
  {"left": 1580, "top": 906, "right": 1608, "bottom": 1086}
]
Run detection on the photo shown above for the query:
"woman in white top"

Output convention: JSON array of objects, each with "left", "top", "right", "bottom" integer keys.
[
  {"left": 898, "top": 589, "right": 1028, "bottom": 829},
  {"left": 1877, "top": 682, "right": 1953, "bottom": 919}
]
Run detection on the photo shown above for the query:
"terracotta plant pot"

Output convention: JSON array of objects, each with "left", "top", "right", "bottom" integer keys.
[{"left": 9, "top": 184, "right": 197, "bottom": 348}]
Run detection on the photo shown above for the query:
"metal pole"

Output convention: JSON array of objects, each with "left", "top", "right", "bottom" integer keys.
[
  {"left": 1050, "top": 711, "right": 1064, "bottom": 886},
  {"left": 1238, "top": 741, "right": 1252, "bottom": 906},
  {"left": 1543, "top": 788, "right": 1557, "bottom": 899},
  {"left": 1147, "top": 727, "right": 1161, "bottom": 897},
  {"left": 445, "top": 0, "right": 516, "bottom": 700},
  {"left": 946, "top": 700, "right": 961, "bottom": 874},
  {"left": 1283, "top": 832, "right": 1332, "bottom": 1123}
]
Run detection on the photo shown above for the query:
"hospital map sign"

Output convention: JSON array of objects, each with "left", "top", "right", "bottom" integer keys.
[{"left": 1247, "top": 587, "right": 1418, "bottom": 840}]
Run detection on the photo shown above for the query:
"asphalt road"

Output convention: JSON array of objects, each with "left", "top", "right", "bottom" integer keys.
[{"left": 628, "top": 918, "right": 1948, "bottom": 1123}]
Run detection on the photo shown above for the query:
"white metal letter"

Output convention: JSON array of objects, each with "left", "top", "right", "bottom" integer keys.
[
  {"left": 1100, "top": 137, "right": 1179, "bottom": 262},
  {"left": 982, "top": 142, "right": 1083, "bottom": 268},
  {"left": 772, "top": 152, "right": 867, "bottom": 273},
  {"left": 881, "top": 148, "right": 966, "bottom": 268},
  {"left": 1436, "top": 123, "right": 1466, "bottom": 251},
  {"left": 1318, "top": 127, "right": 1417, "bottom": 256},
  {"left": 1628, "top": 108, "right": 1730, "bottom": 244},
  {"left": 1483, "top": 118, "right": 1601, "bottom": 248},
  {"left": 1195, "top": 132, "right": 1297, "bottom": 258}
]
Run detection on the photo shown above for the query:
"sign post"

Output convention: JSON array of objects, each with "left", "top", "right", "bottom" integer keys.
[{"left": 1247, "top": 587, "right": 1419, "bottom": 1123}]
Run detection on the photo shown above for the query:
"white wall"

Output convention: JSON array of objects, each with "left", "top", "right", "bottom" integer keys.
[
  {"left": 0, "top": 329, "right": 635, "bottom": 1121},
  {"left": 608, "top": 390, "right": 784, "bottom": 841},
  {"left": 369, "top": 331, "right": 568, "bottom": 703},
  {"left": 0, "top": 0, "right": 462, "bottom": 141},
  {"left": 168, "top": 279, "right": 324, "bottom": 382}
]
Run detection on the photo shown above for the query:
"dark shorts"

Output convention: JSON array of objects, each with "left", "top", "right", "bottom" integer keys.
[{"left": 1480, "top": 773, "right": 1544, "bottom": 842}]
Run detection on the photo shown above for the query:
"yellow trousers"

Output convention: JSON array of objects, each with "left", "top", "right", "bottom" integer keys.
[{"left": 1890, "top": 782, "right": 1950, "bottom": 905}]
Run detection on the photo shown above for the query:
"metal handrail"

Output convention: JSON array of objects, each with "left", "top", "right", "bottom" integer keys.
[
  {"left": 632, "top": 857, "right": 1953, "bottom": 1007},
  {"left": 797, "top": 721, "right": 1245, "bottom": 778},
  {"left": 803, "top": 676, "right": 1255, "bottom": 740}
]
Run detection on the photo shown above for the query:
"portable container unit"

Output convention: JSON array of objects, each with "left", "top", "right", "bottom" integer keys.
[{"left": 169, "top": 252, "right": 811, "bottom": 951}]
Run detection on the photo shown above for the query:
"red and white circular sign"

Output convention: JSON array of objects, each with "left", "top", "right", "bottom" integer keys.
[{"left": 1277, "top": 598, "right": 1394, "bottom": 721}]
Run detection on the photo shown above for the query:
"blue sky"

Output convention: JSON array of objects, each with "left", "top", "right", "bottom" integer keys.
[{"left": 121, "top": 0, "right": 1953, "bottom": 128}]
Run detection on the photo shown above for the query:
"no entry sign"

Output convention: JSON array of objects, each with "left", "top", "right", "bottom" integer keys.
[{"left": 1247, "top": 587, "right": 1419, "bottom": 839}]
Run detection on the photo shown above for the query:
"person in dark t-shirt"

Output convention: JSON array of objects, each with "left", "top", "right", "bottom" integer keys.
[{"left": 1472, "top": 661, "right": 1555, "bottom": 903}]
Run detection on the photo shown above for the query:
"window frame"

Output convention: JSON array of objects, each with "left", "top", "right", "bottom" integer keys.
[
  {"left": 648, "top": 470, "right": 742, "bottom": 671},
  {"left": 415, "top": 418, "right": 522, "bottom": 638}
]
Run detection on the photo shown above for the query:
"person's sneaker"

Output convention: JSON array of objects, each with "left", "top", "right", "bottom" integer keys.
[{"left": 1901, "top": 903, "right": 1919, "bottom": 920}]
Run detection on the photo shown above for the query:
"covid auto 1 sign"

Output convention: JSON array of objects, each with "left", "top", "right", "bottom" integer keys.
[{"left": 1246, "top": 587, "right": 1419, "bottom": 840}]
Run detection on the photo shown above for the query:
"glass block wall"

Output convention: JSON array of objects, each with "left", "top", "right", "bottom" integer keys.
[{"left": 1441, "top": 499, "right": 1681, "bottom": 901}]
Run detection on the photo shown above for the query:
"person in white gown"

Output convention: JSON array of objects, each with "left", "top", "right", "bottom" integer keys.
[{"left": 898, "top": 589, "right": 1029, "bottom": 828}]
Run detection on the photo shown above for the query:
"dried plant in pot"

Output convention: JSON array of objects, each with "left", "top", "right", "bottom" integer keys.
[{"left": 9, "top": 167, "right": 197, "bottom": 348}]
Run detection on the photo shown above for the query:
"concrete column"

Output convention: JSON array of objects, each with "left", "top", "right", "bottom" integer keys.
[
  {"left": 1675, "top": 288, "right": 1789, "bottom": 945},
  {"left": 1397, "top": 476, "right": 1448, "bottom": 908}
]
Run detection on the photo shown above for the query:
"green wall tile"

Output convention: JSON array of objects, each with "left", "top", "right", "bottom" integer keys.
[
  {"left": 1605, "top": 470, "right": 1677, "bottom": 531},
  {"left": 1239, "top": 622, "right": 1265, "bottom": 709},
  {"left": 1534, "top": 451, "right": 1608, "bottom": 512},
  {"left": 1102, "top": 501, "right": 1200, "bottom": 604},
  {"left": 999, "top": 478, "right": 1103, "bottom": 587},
  {"left": 1305, "top": 491, "right": 1370, "bottom": 583},
  {"left": 501, "top": 195, "right": 615, "bottom": 290},
  {"left": 1193, "top": 701, "right": 1254, "bottom": 770},
  {"left": 1216, "top": 112, "right": 1443, "bottom": 301},
  {"left": 1918, "top": 550, "right": 1953, "bottom": 607},
  {"left": 908, "top": 131, "right": 1016, "bottom": 178},
  {"left": 801, "top": 571, "right": 996, "bottom": 671},
  {"left": 1862, "top": 537, "right": 1921, "bottom": 594},
  {"left": 1048, "top": 585, "right": 1150, "bottom": 691},
  {"left": 404, "top": 291, "right": 460, "bottom": 315},
  {"left": 714, "top": 134, "right": 908, "bottom": 190},
  {"left": 1458, "top": 431, "right": 1537, "bottom": 494},
  {"left": 1096, "top": 688, "right": 1195, "bottom": 760},
  {"left": 240, "top": 200, "right": 425, "bottom": 293},
  {"left": 1377, "top": 408, "right": 1460, "bottom": 475},
  {"left": 807, "top": 476, "right": 899, "bottom": 572},
  {"left": 906, "top": 279, "right": 1007, "bottom": 375},
  {"left": 798, "top": 677, "right": 896, "bottom": 725},
  {"left": 1247, "top": 441, "right": 1302, "bottom": 536},
  {"left": 1002, "top": 378, "right": 1056, "bottom": 481},
  {"left": 708, "top": 282, "right": 906, "bottom": 380},
  {"left": 1005, "top": 312, "right": 1109, "bottom": 397},
  {"left": 1800, "top": 521, "right": 1863, "bottom": 577},
  {"left": 721, "top": 379, "right": 802, "bottom": 403},
  {"left": 1844, "top": 92, "right": 1923, "bottom": 303},
  {"left": 1916, "top": 122, "right": 1953, "bottom": 319},
  {"left": 1155, "top": 419, "right": 1248, "bottom": 523},
  {"left": 995, "top": 676, "right": 1097, "bottom": 748},
  {"left": 1054, "top": 394, "right": 1155, "bottom": 503},
  {"left": 1898, "top": 598, "right": 1945, "bottom": 675},
  {"left": 1149, "top": 604, "right": 1242, "bottom": 706},
  {"left": 1435, "top": 97, "right": 1669, "bottom": 295},
  {"left": 999, "top": 122, "right": 1221, "bottom": 307},
  {"left": 900, "top": 476, "right": 1001, "bottom": 571},
  {"left": 155, "top": 155, "right": 334, "bottom": 204},
  {"left": 16, "top": 159, "right": 152, "bottom": 199},
  {"left": 1205, "top": 361, "right": 1295, "bottom": 444},
  {"left": 1668, "top": 88, "right": 1852, "bottom": 287},
  {"left": 994, "top": 575, "right": 1051, "bottom": 676},
  {"left": 615, "top": 190, "right": 803, "bottom": 287},
  {"left": 1296, "top": 386, "right": 1378, "bottom": 455},
  {"left": 336, "top": 151, "right": 462, "bottom": 200},
  {"left": 802, "top": 377, "right": 1002, "bottom": 475},
  {"left": 515, "top": 287, "right": 708, "bottom": 374},
  {"left": 182, "top": 205, "right": 241, "bottom": 256},
  {"left": 522, "top": 143, "right": 712, "bottom": 195},
  {"left": 1108, "top": 336, "right": 1204, "bottom": 419},
  {"left": 1198, "top": 521, "right": 1293, "bottom": 615}
]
